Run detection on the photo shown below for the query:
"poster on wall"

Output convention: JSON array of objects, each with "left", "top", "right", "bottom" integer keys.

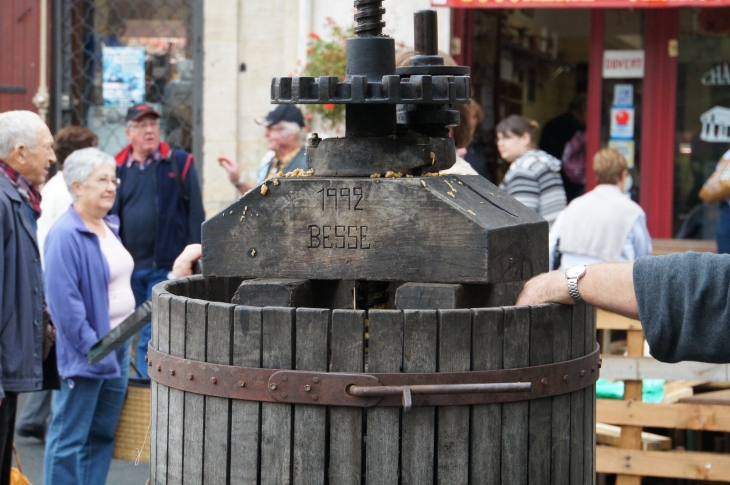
[
  {"left": 102, "top": 47, "right": 146, "bottom": 107},
  {"left": 609, "top": 140, "right": 635, "bottom": 168},
  {"left": 610, "top": 107, "right": 635, "bottom": 139},
  {"left": 613, "top": 84, "right": 633, "bottom": 107}
]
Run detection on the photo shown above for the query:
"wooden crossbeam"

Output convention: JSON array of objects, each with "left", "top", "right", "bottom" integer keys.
[
  {"left": 598, "top": 399, "right": 730, "bottom": 432},
  {"left": 597, "top": 446, "right": 730, "bottom": 481},
  {"left": 600, "top": 356, "right": 730, "bottom": 382}
]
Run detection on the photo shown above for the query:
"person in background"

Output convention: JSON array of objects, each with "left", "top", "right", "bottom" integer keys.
[
  {"left": 0, "top": 110, "right": 59, "bottom": 483},
  {"left": 540, "top": 95, "right": 587, "bottom": 202},
  {"left": 548, "top": 148, "right": 651, "bottom": 270},
  {"left": 463, "top": 101, "right": 494, "bottom": 182},
  {"left": 113, "top": 104, "right": 205, "bottom": 379},
  {"left": 15, "top": 126, "right": 98, "bottom": 442},
  {"left": 43, "top": 148, "right": 135, "bottom": 484},
  {"left": 497, "top": 114, "right": 567, "bottom": 226},
  {"left": 219, "top": 105, "right": 309, "bottom": 194},
  {"left": 443, "top": 102, "right": 479, "bottom": 176}
]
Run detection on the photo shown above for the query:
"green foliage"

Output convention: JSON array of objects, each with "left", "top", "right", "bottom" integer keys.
[{"left": 302, "top": 19, "right": 354, "bottom": 132}]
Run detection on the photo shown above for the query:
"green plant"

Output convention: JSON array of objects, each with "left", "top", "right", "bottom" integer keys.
[{"left": 302, "top": 19, "right": 354, "bottom": 132}]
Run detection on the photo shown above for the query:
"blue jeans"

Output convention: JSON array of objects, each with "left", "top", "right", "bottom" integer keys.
[
  {"left": 717, "top": 203, "right": 730, "bottom": 255},
  {"left": 131, "top": 268, "right": 169, "bottom": 379},
  {"left": 43, "top": 345, "right": 129, "bottom": 485}
]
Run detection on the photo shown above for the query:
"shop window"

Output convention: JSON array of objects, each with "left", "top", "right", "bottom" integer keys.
[{"left": 673, "top": 8, "right": 730, "bottom": 240}]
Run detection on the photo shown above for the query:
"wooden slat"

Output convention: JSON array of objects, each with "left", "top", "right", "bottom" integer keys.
[
  {"left": 470, "top": 308, "right": 504, "bottom": 485},
  {"left": 204, "top": 302, "right": 234, "bottom": 484},
  {"left": 230, "top": 306, "right": 262, "bottom": 485},
  {"left": 167, "top": 295, "right": 187, "bottom": 484},
  {"left": 600, "top": 356, "right": 730, "bottom": 381},
  {"left": 551, "top": 304, "right": 573, "bottom": 485},
  {"left": 585, "top": 305, "right": 597, "bottom": 485},
  {"left": 150, "top": 290, "right": 159, "bottom": 485},
  {"left": 402, "top": 310, "right": 437, "bottom": 485},
  {"left": 596, "top": 309, "right": 642, "bottom": 331},
  {"left": 183, "top": 300, "right": 208, "bottom": 483},
  {"left": 650, "top": 238, "right": 716, "bottom": 255},
  {"left": 501, "top": 306, "right": 530, "bottom": 485},
  {"left": 155, "top": 293, "right": 172, "bottom": 483},
  {"left": 528, "top": 305, "right": 555, "bottom": 485},
  {"left": 597, "top": 399, "right": 730, "bottom": 432},
  {"left": 436, "top": 309, "right": 471, "bottom": 485},
  {"left": 366, "top": 310, "right": 403, "bottom": 485},
  {"left": 616, "top": 329, "right": 644, "bottom": 485},
  {"left": 329, "top": 310, "right": 366, "bottom": 485},
  {"left": 260, "top": 307, "right": 295, "bottom": 485},
  {"left": 596, "top": 423, "right": 671, "bottom": 451},
  {"left": 569, "top": 304, "right": 586, "bottom": 485},
  {"left": 597, "top": 446, "right": 730, "bottom": 480},
  {"left": 293, "top": 308, "right": 329, "bottom": 485}
]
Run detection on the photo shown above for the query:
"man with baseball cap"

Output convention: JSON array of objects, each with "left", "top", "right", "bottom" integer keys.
[
  {"left": 218, "top": 104, "right": 309, "bottom": 194},
  {"left": 113, "top": 104, "right": 204, "bottom": 378}
]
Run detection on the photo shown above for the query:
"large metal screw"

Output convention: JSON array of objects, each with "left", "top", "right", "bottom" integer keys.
[
  {"left": 170, "top": 369, "right": 176, "bottom": 376},
  {"left": 304, "top": 384, "right": 311, "bottom": 392},
  {"left": 354, "top": 0, "right": 385, "bottom": 37},
  {"left": 238, "top": 380, "right": 245, "bottom": 388},
  {"left": 188, "top": 373, "right": 194, "bottom": 381},
  {"left": 157, "top": 365, "right": 162, "bottom": 372},
  {"left": 270, "top": 384, "right": 277, "bottom": 391},
  {"left": 211, "top": 377, "right": 218, "bottom": 385},
  {"left": 312, "top": 377, "right": 320, "bottom": 384}
]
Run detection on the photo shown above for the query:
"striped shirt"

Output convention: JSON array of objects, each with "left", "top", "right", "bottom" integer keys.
[{"left": 500, "top": 149, "right": 567, "bottom": 226}]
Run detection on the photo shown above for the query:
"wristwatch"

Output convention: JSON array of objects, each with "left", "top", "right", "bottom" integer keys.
[{"left": 565, "top": 264, "right": 587, "bottom": 303}]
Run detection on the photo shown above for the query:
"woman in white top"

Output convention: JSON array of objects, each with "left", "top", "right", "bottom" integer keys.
[{"left": 43, "top": 148, "right": 135, "bottom": 484}]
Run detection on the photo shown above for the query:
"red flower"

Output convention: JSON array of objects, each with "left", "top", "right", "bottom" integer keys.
[
  {"left": 309, "top": 32, "right": 320, "bottom": 40},
  {"left": 324, "top": 104, "right": 336, "bottom": 110},
  {"left": 307, "top": 48, "right": 315, "bottom": 54},
  {"left": 325, "top": 17, "right": 335, "bottom": 25}
]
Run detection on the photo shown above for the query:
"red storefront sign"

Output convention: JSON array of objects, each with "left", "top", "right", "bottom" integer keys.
[{"left": 432, "top": 0, "right": 730, "bottom": 8}]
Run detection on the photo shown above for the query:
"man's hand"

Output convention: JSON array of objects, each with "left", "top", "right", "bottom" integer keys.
[
  {"left": 172, "top": 244, "right": 202, "bottom": 277},
  {"left": 516, "top": 270, "right": 573, "bottom": 306},
  {"left": 217, "top": 157, "right": 240, "bottom": 184}
]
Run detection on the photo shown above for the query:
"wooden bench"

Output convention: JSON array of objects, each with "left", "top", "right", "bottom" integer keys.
[
  {"left": 651, "top": 238, "right": 716, "bottom": 256},
  {"left": 596, "top": 309, "right": 730, "bottom": 483}
]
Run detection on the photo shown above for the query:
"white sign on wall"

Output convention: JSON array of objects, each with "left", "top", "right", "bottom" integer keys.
[
  {"left": 609, "top": 140, "right": 635, "bottom": 169},
  {"left": 603, "top": 50, "right": 645, "bottom": 79},
  {"left": 613, "top": 84, "right": 634, "bottom": 107}
]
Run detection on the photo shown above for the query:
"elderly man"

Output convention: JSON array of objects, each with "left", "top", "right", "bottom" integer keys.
[
  {"left": 0, "top": 110, "right": 58, "bottom": 481},
  {"left": 113, "top": 104, "right": 204, "bottom": 378},
  {"left": 218, "top": 104, "right": 309, "bottom": 194},
  {"left": 548, "top": 148, "right": 651, "bottom": 270}
]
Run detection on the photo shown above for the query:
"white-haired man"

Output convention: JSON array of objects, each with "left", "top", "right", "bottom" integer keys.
[
  {"left": 218, "top": 104, "right": 309, "bottom": 193},
  {"left": 0, "top": 110, "right": 58, "bottom": 482}
]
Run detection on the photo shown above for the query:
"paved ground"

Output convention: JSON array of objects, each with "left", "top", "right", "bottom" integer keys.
[{"left": 13, "top": 393, "right": 150, "bottom": 485}]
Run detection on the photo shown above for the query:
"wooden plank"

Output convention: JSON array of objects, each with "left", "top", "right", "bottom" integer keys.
[
  {"left": 596, "top": 446, "right": 730, "bottom": 481},
  {"left": 679, "top": 388, "right": 730, "bottom": 406},
  {"left": 470, "top": 308, "right": 504, "bottom": 485},
  {"left": 596, "top": 423, "right": 671, "bottom": 451},
  {"left": 293, "top": 308, "right": 329, "bottom": 485},
  {"left": 650, "top": 238, "right": 716, "bottom": 255},
  {"left": 167, "top": 295, "right": 187, "bottom": 484},
  {"left": 585, "top": 305, "right": 597, "bottom": 485},
  {"left": 155, "top": 293, "right": 171, "bottom": 483},
  {"left": 528, "top": 305, "right": 555, "bottom": 485},
  {"left": 230, "top": 306, "right": 262, "bottom": 485},
  {"left": 596, "top": 309, "right": 642, "bottom": 331},
  {"left": 366, "top": 310, "right": 403, "bottom": 485},
  {"left": 402, "top": 310, "right": 437, "bottom": 485},
  {"left": 501, "top": 306, "right": 530, "bottom": 485},
  {"left": 201, "top": 177, "right": 547, "bottom": 284},
  {"left": 551, "top": 304, "right": 573, "bottom": 485},
  {"left": 329, "top": 310, "right": 365, "bottom": 485},
  {"left": 598, "top": 400, "right": 730, "bottom": 434},
  {"left": 600, "top": 356, "right": 730, "bottom": 381},
  {"left": 569, "top": 304, "right": 586, "bottom": 485},
  {"left": 260, "top": 307, "right": 295, "bottom": 485},
  {"left": 616, "top": 329, "right": 643, "bottom": 485},
  {"left": 436, "top": 309, "right": 471, "bottom": 485},
  {"left": 183, "top": 299, "right": 208, "bottom": 484},
  {"left": 395, "top": 283, "right": 465, "bottom": 310},
  {"left": 232, "top": 279, "right": 313, "bottom": 307},
  {"left": 204, "top": 302, "right": 234, "bottom": 485}
]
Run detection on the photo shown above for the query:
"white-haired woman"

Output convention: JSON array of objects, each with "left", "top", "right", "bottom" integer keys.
[{"left": 43, "top": 147, "right": 135, "bottom": 485}]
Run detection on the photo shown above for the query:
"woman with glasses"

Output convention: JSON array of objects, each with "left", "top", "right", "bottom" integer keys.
[{"left": 43, "top": 148, "right": 134, "bottom": 485}]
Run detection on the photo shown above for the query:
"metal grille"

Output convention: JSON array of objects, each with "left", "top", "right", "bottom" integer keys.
[{"left": 52, "top": 0, "right": 196, "bottom": 157}]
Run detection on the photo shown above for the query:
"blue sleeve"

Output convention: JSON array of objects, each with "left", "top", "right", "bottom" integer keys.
[
  {"left": 548, "top": 211, "right": 564, "bottom": 271},
  {"left": 630, "top": 215, "right": 652, "bottom": 258},
  {"left": 44, "top": 229, "right": 99, "bottom": 355},
  {"left": 184, "top": 158, "right": 205, "bottom": 244}
]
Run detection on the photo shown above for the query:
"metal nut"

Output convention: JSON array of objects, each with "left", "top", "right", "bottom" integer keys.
[
  {"left": 312, "top": 377, "right": 320, "bottom": 384},
  {"left": 270, "top": 384, "right": 277, "bottom": 390},
  {"left": 304, "top": 384, "right": 311, "bottom": 392},
  {"left": 238, "top": 380, "right": 245, "bottom": 388},
  {"left": 282, "top": 375, "right": 288, "bottom": 382},
  {"left": 282, "top": 392, "right": 288, "bottom": 398},
  {"left": 170, "top": 369, "right": 176, "bottom": 376},
  {"left": 211, "top": 377, "right": 218, "bottom": 385},
  {"left": 188, "top": 373, "right": 194, "bottom": 381},
  {"left": 148, "top": 360, "right": 152, "bottom": 367},
  {"left": 541, "top": 378, "right": 548, "bottom": 385},
  {"left": 563, "top": 375, "right": 569, "bottom": 381},
  {"left": 157, "top": 365, "right": 162, "bottom": 372},
  {"left": 580, "top": 370, "right": 586, "bottom": 377},
  {"left": 312, "top": 393, "right": 319, "bottom": 401}
]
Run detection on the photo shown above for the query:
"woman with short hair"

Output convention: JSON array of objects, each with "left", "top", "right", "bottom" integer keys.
[
  {"left": 43, "top": 147, "right": 135, "bottom": 485},
  {"left": 496, "top": 114, "right": 567, "bottom": 226}
]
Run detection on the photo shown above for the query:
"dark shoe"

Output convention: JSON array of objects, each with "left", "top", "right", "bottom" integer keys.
[{"left": 16, "top": 426, "right": 45, "bottom": 441}]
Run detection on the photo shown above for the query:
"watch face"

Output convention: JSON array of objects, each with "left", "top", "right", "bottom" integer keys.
[{"left": 565, "top": 265, "right": 586, "bottom": 279}]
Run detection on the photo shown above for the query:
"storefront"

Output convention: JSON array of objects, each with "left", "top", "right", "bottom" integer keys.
[{"left": 435, "top": 0, "right": 730, "bottom": 240}]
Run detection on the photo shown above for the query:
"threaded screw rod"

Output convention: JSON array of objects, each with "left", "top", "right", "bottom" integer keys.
[{"left": 354, "top": 0, "right": 385, "bottom": 37}]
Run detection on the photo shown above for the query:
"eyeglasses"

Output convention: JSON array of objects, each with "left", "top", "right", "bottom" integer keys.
[
  {"left": 89, "top": 177, "right": 121, "bottom": 188},
  {"left": 129, "top": 120, "right": 159, "bottom": 130}
]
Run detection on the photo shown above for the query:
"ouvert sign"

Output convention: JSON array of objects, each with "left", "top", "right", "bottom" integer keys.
[{"left": 602, "top": 50, "right": 645, "bottom": 79}]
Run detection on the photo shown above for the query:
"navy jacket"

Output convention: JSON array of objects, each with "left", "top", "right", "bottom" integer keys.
[
  {"left": 112, "top": 143, "right": 205, "bottom": 269},
  {"left": 45, "top": 207, "right": 124, "bottom": 379},
  {"left": 0, "top": 176, "right": 46, "bottom": 397}
]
